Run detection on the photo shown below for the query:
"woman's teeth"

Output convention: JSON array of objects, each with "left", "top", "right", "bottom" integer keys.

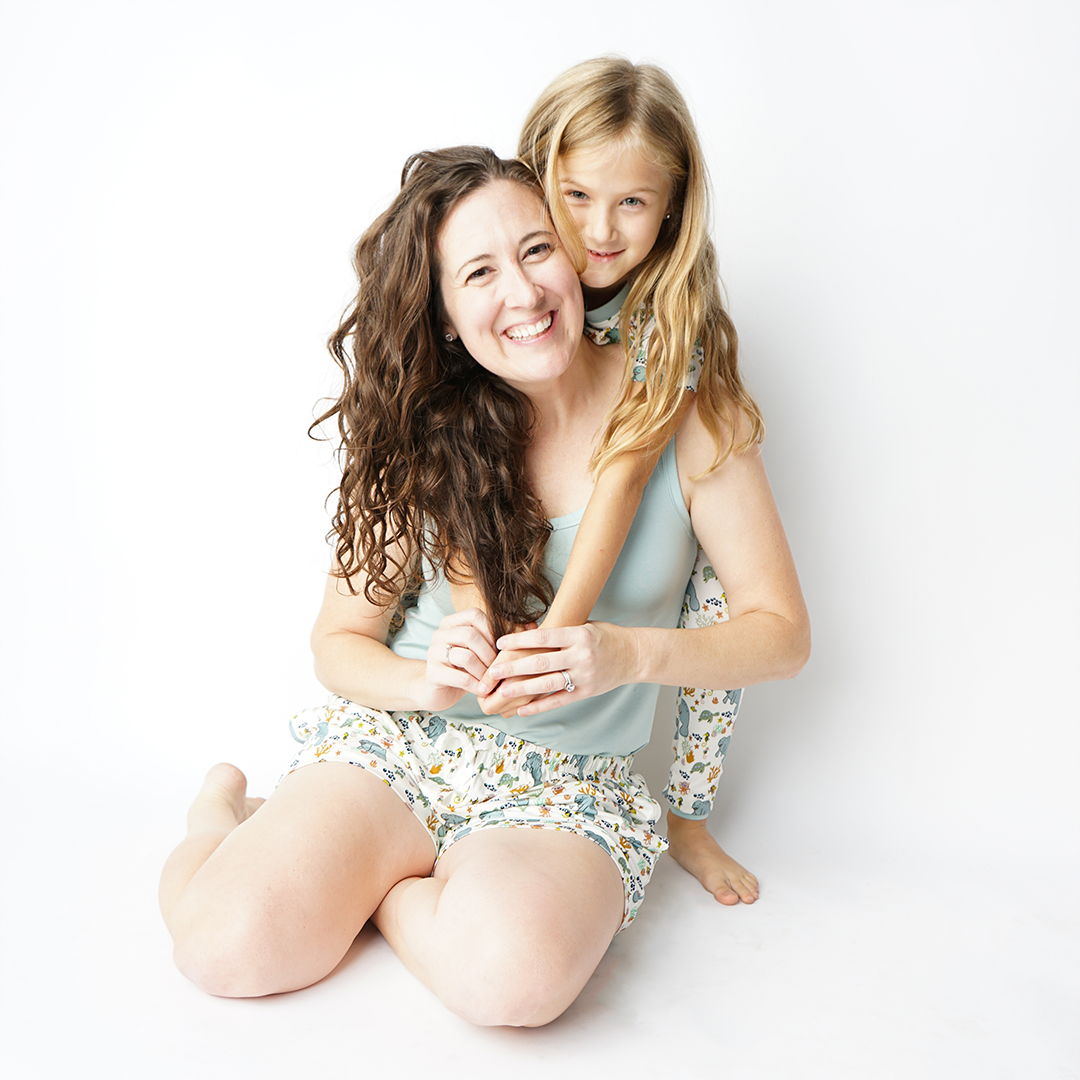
[{"left": 505, "top": 313, "right": 553, "bottom": 341}]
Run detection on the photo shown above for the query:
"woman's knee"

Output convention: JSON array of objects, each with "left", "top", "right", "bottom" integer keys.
[
  {"left": 171, "top": 910, "right": 275, "bottom": 998},
  {"left": 436, "top": 928, "right": 595, "bottom": 1027},
  {"left": 171, "top": 901, "right": 338, "bottom": 999},
  {"left": 440, "top": 967, "right": 575, "bottom": 1027}
]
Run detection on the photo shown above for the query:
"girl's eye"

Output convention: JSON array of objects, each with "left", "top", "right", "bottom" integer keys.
[
  {"left": 565, "top": 190, "right": 588, "bottom": 202},
  {"left": 623, "top": 197, "right": 643, "bottom": 207}
]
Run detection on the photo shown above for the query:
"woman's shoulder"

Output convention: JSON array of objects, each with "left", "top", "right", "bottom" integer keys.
[
  {"left": 675, "top": 396, "right": 762, "bottom": 488},
  {"left": 678, "top": 393, "right": 757, "bottom": 455}
]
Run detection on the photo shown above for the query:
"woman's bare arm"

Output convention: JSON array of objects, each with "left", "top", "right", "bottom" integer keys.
[{"left": 311, "top": 548, "right": 499, "bottom": 712}]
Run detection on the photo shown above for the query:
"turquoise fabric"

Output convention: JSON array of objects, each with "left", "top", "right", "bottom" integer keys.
[{"left": 389, "top": 438, "right": 697, "bottom": 756}]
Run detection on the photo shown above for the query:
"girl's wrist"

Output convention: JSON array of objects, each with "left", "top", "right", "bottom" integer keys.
[
  {"left": 620, "top": 624, "right": 647, "bottom": 686},
  {"left": 626, "top": 625, "right": 654, "bottom": 685},
  {"left": 541, "top": 595, "right": 588, "bottom": 630}
]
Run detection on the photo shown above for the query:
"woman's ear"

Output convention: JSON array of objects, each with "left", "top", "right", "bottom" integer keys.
[{"left": 444, "top": 328, "right": 456, "bottom": 342}]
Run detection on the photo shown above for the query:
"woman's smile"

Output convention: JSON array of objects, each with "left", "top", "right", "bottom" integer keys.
[{"left": 504, "top": 311, "right": 555, "bottom": 341}]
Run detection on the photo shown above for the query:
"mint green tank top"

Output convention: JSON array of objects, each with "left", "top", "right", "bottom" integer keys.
[{"left": 389, "top": 438, "right": 698, "bottom": 756}]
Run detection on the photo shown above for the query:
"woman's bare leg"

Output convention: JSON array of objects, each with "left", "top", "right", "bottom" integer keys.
[
  {"left": 160, "top": 762, "right": 434, "bottom": 998},
  {"left": 372, "top": 828, "right": 624, "bottom": 1027}
]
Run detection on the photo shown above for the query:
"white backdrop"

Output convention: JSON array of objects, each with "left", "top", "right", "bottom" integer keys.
[{"left": 2, "top": 2, "right": 1077, "bottom": 1077}]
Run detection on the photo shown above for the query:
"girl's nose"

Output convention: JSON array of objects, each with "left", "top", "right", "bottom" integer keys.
[{"left": 586, "top": 205, "right": 616, "bottom": 244}]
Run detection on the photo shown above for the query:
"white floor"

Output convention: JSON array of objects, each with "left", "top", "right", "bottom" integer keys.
[{"left": 1, "top": 689, "right": 1075, "bottom": 1080}]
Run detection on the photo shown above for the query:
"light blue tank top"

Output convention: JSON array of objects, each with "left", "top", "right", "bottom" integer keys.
[{"left": 389, "top": 438, "right": 698, "bottom": 756}]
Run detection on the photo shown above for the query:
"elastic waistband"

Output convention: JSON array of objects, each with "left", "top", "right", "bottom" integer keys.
[{"left": 409, "top": 712, "right": 635, "bottom": 785}]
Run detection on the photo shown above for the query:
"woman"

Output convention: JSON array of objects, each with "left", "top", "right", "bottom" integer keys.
[{"left": 159, "top": 147, "right": 809, "bottom": 1026}]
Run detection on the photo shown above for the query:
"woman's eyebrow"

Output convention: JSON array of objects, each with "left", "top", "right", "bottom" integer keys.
[
  {"left": 519, "top": 229, "right": 555, "bottom": 246},
  {"left": 455, "top": 253, "right": 493, "bottom": 277}
]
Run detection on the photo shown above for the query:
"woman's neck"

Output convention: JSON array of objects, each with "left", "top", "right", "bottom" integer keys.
[{"left": 523, "top": 335, "right": 624, "bottom": 518}]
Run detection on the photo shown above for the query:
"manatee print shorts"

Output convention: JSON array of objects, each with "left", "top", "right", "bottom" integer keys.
[{"left": 284, "top": 695, "right": 668, "bottom": 930}]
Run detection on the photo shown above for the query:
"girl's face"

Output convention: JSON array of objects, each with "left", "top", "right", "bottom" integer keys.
[
  {"left": 557, "top": 142, "right": 671, "bottom": 306},
  {"left": 438, "top": 180, "right": 584, "bottom": 394}
]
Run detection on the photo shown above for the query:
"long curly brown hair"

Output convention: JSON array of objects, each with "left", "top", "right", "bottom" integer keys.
[{"left": 313, "top": 147, "right": 556, "bottom": 642}]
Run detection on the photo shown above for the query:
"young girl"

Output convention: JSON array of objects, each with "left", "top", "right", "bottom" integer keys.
[{"left": 459, "top": 58, "right": 765, "bottom": 906}]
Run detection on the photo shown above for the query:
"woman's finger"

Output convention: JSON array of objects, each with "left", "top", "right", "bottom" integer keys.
[
  {"left": 455, "top": 630, "right": 499, "bottom": 670},
  {"left": 443, "top": 610, "right": 498, "bottom": 657},
  {"left": 487, "top": 648, "right": 570, "bottom": 683},
  {"left": 437, "top": 642, "right": 499, "bottom": 695},
  {"left": 515, "top": 689, "right": 575, "bottom": 716},
  {"left": 434, "top": 611, "right": 498, "bottom": 670},
  {"left": 485, "top": 669, "right": 572, "bottom": 710},
  {"left": 430, "top": 660, "right": 491, "bottom": 701}
]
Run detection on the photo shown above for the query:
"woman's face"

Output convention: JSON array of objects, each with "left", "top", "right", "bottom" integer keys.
[{"left": 438, "top": 180, "right": 584, "bottom": 393}]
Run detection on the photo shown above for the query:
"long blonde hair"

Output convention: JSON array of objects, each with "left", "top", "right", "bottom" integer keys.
[{"left": 519, "top": 57, "right": 763, "bottom": 473}]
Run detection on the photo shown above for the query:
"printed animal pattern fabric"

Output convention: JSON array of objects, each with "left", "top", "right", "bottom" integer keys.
[
  {"left": 583, "top": 308, "right": 702, "bottom": 392},
  {"left": 285, "top": 697, "right": 667, "bottom": 929},
  {"left": 667, "top": 543, "right": 743, "bottom": 819}
]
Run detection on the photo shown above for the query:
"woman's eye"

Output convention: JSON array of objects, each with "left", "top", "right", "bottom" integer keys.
[
  {"left": 465, "top": 266, "right": 491, "bottom": 283},
  {"left": 525, "top": 243, "right": 552, "bottom": 259}
]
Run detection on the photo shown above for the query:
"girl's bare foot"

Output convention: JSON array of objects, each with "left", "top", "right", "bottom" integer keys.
[
  {"left": 666, "top": 814, "right": 759, "bottom": 905},
  {"left": 186, "top": 763, "right": 265, "bottom": 837}
]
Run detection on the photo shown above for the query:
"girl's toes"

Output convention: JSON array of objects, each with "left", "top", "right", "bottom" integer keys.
[{"left": 735, "top": 874, "right": 759, "bottom": 903}]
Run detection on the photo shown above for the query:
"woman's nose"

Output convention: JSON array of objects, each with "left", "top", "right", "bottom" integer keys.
[{"left": 502, "top": 266, "right": 543, "bottom": 309}]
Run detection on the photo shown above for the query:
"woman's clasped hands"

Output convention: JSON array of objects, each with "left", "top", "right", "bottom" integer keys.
[{"left": 426, "top": 608, "right": 641, "bottom": 719}]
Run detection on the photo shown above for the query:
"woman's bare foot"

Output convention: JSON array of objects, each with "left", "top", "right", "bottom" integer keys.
[
  {"left": 186, "top": 763, "right": 265, "bottom": 837},
  {"left": 160, "top": 764, "right": 266, "bottom": 928},
  {"left": 666, "top": 814, "right": 759, "bottom": 905}
]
